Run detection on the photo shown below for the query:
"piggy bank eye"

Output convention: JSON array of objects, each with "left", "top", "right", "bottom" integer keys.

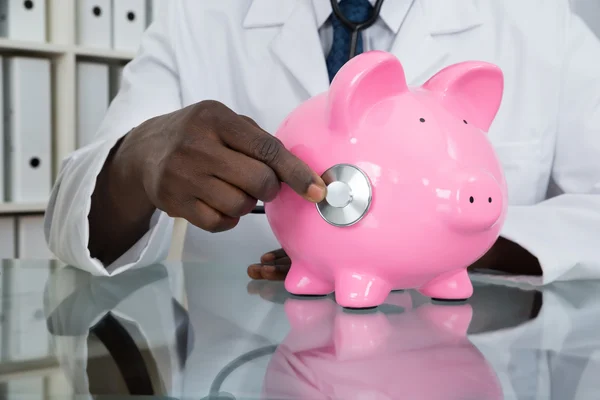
[
  {"left": 419, "top": 118, "right": 425, "bottom": 123},
  {"left": 463, "top": 119, "right": 468, "bottom": 124}
]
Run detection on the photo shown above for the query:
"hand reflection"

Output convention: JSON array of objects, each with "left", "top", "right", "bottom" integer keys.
[{"left": 261, "top": 292, "right": 503, "bottom": 400}]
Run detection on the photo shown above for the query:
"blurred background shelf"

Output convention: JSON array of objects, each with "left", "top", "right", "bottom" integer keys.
[
  {"left": 0, "top": 0, "right": 159, "bottom": 264},
  {"left": 0, "top": 38, "right": 66, "bottom": 56},
  {"left": 0, "top": 38, "right": 136, "bottom": 62},
  {"left": 74, "top": 46, "right": 135, "bottom": 62},
  {"left": 0, "top": 203, "right": 47, "bottom": 216}
]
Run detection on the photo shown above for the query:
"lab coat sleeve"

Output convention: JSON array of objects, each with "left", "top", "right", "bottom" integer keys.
[
  {"left": 44, "top": 2, "right": 183, "bottom": 276},
  {"left": 498, "top": 8, "right": 600, "bottom": 284}
]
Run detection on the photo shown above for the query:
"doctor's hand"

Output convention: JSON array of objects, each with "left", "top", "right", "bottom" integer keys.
[
  {"left": 120, "top": 100, "right": 326, "bottom": 229},
  {"left": 89, "top": 100, "right": 327, "bottom": 266},
  {"left": 247, "top": 248, "right": 291, "bottom": 280}
]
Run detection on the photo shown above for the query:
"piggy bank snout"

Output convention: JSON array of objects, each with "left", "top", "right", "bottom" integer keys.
[{"left": 446, "top": 170, "right": 504, "bottom": 232}]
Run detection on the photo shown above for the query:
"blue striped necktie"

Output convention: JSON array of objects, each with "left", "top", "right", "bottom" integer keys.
[{"left": 326, "top": 0, "right": 374, "bottom": 82}]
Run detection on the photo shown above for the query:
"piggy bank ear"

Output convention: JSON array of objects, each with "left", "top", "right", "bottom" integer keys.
[
  {"left": 422, "top": 61, "right": 504, "bottom": 132},
  {"left": 327, "top": 51, "right": 409, "bottom": 134}
]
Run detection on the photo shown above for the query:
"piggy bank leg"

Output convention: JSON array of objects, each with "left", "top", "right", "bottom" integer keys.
[
  {"left": 334, "top": 272, "right": 392, "bottom": 309},
  {"left": 285, "top": 262, "right": 334, "bottom": 296},
  {"left": 418, "top": 269, "right": 473, "bottom": 302}
]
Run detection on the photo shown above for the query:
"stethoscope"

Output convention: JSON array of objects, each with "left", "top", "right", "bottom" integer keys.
[{"left": 250, "top": 0, "right": 385, "bottom": 217}]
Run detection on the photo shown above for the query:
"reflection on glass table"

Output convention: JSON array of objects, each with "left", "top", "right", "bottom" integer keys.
[
  {"left": 0, "top": 260, "right": 599, "bottom": 399},
  {"left": 262, "top": 292, "right": 502, "bottom": 400}
]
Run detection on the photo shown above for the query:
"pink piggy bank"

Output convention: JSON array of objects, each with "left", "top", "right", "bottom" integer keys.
[{"left": 265, "top": 51, "right": 508, "bottom": 309}]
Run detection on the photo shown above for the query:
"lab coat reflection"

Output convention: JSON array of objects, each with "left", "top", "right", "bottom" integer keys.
[
  {"left": 45, "top": 1, "right": 600, "bottom": 284},
  {"left": 44, "top": 263, "right": 191, "bottom": 398},
  {"left": 468, "top": 275, "right": 600, "bottom": 400},
  {"left": 44, "top": 262, "right": 289, "bottom": 399}
]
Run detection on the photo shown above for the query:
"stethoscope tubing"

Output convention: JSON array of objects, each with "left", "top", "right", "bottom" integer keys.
[
  {"left": 331, "top": 0, "right": 386, "bottom": 58},
  {"left": 250, "top": 205, "right": 265, "bottom": 214}
]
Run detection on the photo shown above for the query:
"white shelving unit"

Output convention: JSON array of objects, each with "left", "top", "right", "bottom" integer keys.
[
  {"left": 0, "top": 202, "right": 48, "bottom": 215},
  {"left": 0, "top": 0, "right": 144, "bottom": 217},
  {"left": 0, "top": 0, "right": 159, "bottom": 262}
]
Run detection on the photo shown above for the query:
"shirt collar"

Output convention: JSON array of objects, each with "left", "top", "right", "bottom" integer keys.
[{"left": 311, "top": 0, "right": 411, "bottom": 34}]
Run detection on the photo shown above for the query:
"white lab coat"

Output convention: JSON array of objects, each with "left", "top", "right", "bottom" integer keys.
[{"left": 45, "top": 0, "right": 600, "bottom": 283}]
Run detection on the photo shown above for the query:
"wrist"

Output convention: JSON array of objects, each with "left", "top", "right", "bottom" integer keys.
[{"left": 106, "top": 130, "right": 156, "bottom": 223}]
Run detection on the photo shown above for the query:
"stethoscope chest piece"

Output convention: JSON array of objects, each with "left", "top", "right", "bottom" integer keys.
[{"left": 316, "top": 164, "right": 372, "bottom": 227}]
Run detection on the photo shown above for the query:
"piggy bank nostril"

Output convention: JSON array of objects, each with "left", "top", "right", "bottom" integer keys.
[
  {"left": 469, "top": 196, "right": 474, "bottom": 203},
  {"left": 488, "top": 197, "right": 492, "bottom": 203}
]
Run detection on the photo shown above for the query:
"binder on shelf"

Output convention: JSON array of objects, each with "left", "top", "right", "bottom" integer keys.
[
  {"left": 0, "top": 0, "right": 46, "bottom": 42},
  {"left": 77, "top": 61, "right": 110, "bottom": 148},
  {"left": 0, "top": 56, "right": 3, "bottom": 202},
  {"left": 112, "top": 0, "right": 147, "bottom": 52},
  {"left": 4, "top": 56, "right": 52, "bottom": 203},
  {"left": 0, "top": 217, "right": 15, "bottom": 258},
  {"left": 17, "top": 215, "right": 54, "bottom": 259},
  {"left": 77, "top": 0, "right": 112, "bottom": 49}
]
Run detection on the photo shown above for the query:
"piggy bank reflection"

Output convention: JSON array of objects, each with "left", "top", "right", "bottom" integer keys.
[
  {"left": 265, "top": 51, "right": 508, "bottom": 308},
  {"left": 262, "top": 293, "right": 502, "bottom": 400}
]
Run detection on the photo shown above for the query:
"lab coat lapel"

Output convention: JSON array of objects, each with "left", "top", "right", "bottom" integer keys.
[
  {"left": 269, "top": 1, "right": 330, "bottom": 97},
  {"left": 389, "top": 0, "right": 484, "bottom": 84}
]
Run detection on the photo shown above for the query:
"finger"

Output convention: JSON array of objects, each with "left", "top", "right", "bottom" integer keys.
[
  {"left": 247, "top": 267, "right": 266, "bottom": 282},
  {"left": 208, "top": 145, "right": 281, "bottom": 202},
  {"left": 274, "top": 256, "right": 291, "bottom": 266},
  {"left": 239, "top": 115, "right": 260, "bottom": 128},
  {"left": 195, "top": 176, "right": 257, "bottom": 218},
  {"left": 218, "top": 117, "right": 327, "bottom": 202},
  {"left": 180, "top": 198, "right": 240, "bottom": 233},
  {"left": 260, "top": 248, "right": 287, "bottom": 262},
  {"left": 247, "top": 262, "right": 291, "bottom": 281},
  {"left": 260, "top": 264, "right": 291, "bottom": 281}
]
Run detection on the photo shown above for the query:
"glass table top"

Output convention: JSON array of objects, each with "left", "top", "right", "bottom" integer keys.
[{"left": 0, "top": 258, "right": 598, "bottom": 399}]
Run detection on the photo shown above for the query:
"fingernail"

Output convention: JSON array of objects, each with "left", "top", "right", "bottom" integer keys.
[
  {"left": 306, "top": 183, "right": 327, "bottom": 202},
  {"left": 247, "top": 266, "right": 262, "bottom": 280}
]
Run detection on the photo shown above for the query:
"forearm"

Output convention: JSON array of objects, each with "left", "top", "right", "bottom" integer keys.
[{"left": 88, "top": 133, "right": 156, "bottom": 265}]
